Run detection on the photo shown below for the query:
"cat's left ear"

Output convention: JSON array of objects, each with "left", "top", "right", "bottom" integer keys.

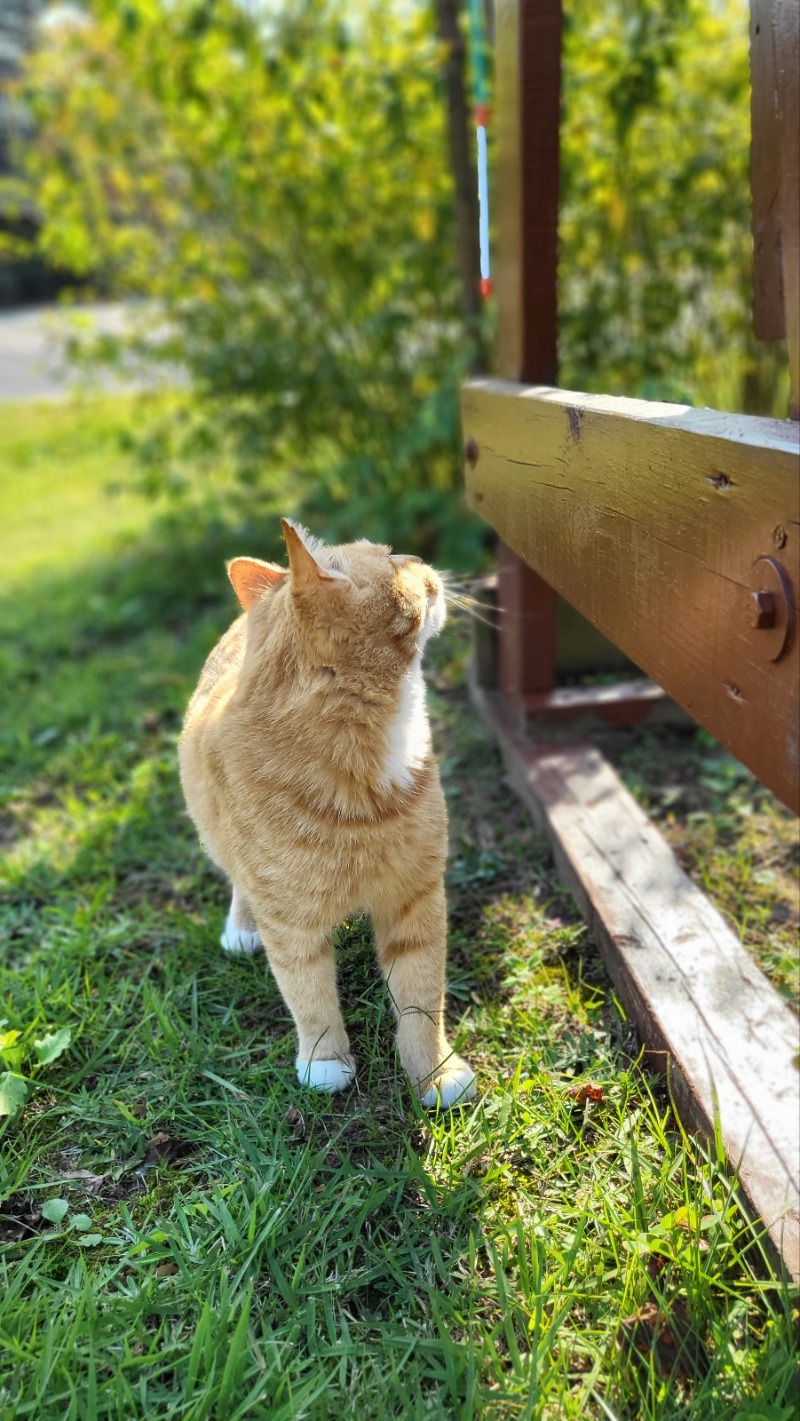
[{"left": 227, "top": 557, "right": 286, "bottom": 611}]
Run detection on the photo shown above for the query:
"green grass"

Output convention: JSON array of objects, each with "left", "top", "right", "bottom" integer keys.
[{"left": 1, "top": 397, "right": 798, "bottom": 1420}]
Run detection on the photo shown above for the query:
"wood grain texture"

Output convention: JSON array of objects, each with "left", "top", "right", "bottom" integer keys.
[
  {"left": 773, "top": 0, "right": 799, "bottom": 417},
  {"left": 462, "top": 379, "right": 800, "bottom": 812},
  {"left": 472, "top": 680, "right": 800, "bottom": 1283},
  {"left": 494, "top": 0, "right": 564, "bottom": 700},
  {"left": 497, "top": 541, "right": 558, "bottom": 696},
  {"left": 750, "top": 0, "right": 786, "bottom": 341},
  {"left": 495, "top": 0, "right": 562, "bottom": 384}
]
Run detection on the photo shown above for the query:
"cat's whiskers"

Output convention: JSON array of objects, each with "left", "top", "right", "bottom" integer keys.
[{"left": 441, "top": 581, "right": 501, "bottom": 631}]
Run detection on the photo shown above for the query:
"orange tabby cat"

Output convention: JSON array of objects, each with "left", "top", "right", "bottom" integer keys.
[{"left": 178, "top": 519, "right": 476, "bottom": 1107}]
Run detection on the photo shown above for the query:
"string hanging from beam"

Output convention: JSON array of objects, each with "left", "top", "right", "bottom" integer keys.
[{"left": 467, "top": 0, "right": 492, "bottom": 297}]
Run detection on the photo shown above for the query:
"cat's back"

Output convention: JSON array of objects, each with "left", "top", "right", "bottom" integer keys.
[{"left": 183, "top": 614, "right": 247, "bottom": 727}]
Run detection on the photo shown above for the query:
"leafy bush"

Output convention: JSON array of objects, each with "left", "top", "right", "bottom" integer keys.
[
  {"left": 17, "top": 0, "right": 484, "bottom": 563},
  {"left": 560, "top": 0, "right": 789, "bottom": 413},
  {"left": 11, "top": 0, "right": 788, "bottom": 567}
]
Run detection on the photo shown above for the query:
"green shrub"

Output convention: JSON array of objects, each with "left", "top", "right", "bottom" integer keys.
[{"left": 13, "top": 0, "right": 787, "bottom": 567}]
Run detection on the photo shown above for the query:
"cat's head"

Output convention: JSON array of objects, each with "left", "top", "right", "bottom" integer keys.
[{"left": 228, "top": 519, "right": 445, "bottom": 676}]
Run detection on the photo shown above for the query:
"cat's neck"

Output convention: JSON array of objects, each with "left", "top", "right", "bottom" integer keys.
[
  {"left": 235, "top": 603, "right": 432, "bottom": 802},
  {"left": 382, "top": 654, "right": 431, "bottom": 791}
]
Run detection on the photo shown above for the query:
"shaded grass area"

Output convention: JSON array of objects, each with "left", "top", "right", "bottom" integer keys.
[{"left": 1, "top": 398, "right": 798, "bottom": 1419}]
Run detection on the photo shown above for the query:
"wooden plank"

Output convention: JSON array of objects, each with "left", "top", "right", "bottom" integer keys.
[
  {"left": 774, "top": 0, "right": 800, "bottom": 417},
  {"left": 472, "top": 679, "right": 800, "bottom": 1283},
  {"left": 495, "top": 0, "right": 561, "bottom": 384},
  {"left": 519, "top": 677, "right": 673, "bottom": 728},
  {"left": 497, "top": 543, "right": 558, "bottom": 696},
  {"left": 750, "top": 0, "right": 786, "bottom": 341},
  {"left": 494, "top": 0, "right": 563, "bottom": 704},
  {"left": 462, "top": 379, "right": 800, "bottom": 812}
]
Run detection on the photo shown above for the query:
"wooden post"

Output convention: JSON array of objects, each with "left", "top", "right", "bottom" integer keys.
[
  {"left": 495, "top": 0, "right": 562, "bottom": 701},
  {"left": 774, "top": 0, "right": 799, "bottom": 418},
  {"left": 750, "top": 0, "right": 800, "bottom": 417}
]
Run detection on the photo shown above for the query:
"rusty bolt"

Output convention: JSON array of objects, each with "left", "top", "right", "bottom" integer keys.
[
  {"left": 773, "top": 525, "right": 787, "bottom": 550},
  {"left": 750, "top": 590, "right": 776, "bottom": 629},
  {"left": 465, "top": 437, "right": 480, "bottom": 468}
]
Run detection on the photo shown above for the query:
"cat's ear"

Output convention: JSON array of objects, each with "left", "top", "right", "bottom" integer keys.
[
  {"left": 227, "top": 557, "right": 286, "bottom": 611},
  {"left": 281, "top": 518, "right": 350, "bottom": 591}
]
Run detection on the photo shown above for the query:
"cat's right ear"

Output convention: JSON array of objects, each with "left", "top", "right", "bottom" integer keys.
[
  {"left": 281, "top": 519, "right": 350, "bottom": 592},
  {"left": 227, "top": 557, "right": 286, "bottom": 611}
]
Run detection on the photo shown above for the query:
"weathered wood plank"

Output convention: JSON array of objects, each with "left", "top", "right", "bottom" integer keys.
[
  {"left": 494, "top": 0, "right": 564, "bottom": 703},
  {"left": 471, "top": 679, "right": 800, "bottom": 1283},
  {"left": 750, "top": 0, "right": 786, "bottom": 341},
  {"left": 495, "top": 0, "right": 561, "bottom": 384},
  {"left": 497, "top": 543, "right": 558, "bottom": 697},
  {"left": 462, "top": 379, "right": 800, "bottom": 812},
  {"left": 773, "top": 0, "right": 799, "bottom": 417}
]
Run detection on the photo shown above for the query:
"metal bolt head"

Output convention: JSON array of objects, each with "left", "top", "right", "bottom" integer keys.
[
  {"left": 750, "top": 590, "right": 776, "bottom": 629},
  {"left": 773, "top": 525, "right": 787, "bottom": 550}
]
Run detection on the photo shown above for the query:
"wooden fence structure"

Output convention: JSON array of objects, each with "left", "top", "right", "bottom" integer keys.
[{"left": 461, "top": 0, "right": 800, "bottom": 1281}]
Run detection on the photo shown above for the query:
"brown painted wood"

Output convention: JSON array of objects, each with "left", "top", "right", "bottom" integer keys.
[
  {"left": 495, "top": 0, "right": 563, "bottom": 700},
  {"left": 471, "top": 678, "right": 800, "bottom": 1283},
  {"left": 496, "top": 0, "right": 561, "bottom": 385},
  {"left": 519, "top": 677, "right": 672, "bottom": 728},
  {"left": 497, "top": 541, "right": 558, "bottom": 696},
  {"left": 750, "top": 0, "right": 786, "bottom": 341},
  {"left": 462, "top": 379, "right": 800, "bottom": 812},
  {"left": 774, "top": 0, "right": 800, "bottom": 417}
]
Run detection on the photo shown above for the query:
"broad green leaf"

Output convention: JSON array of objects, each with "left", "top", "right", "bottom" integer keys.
[
  {"left": 0, "top": 1029, "right": 24, "bottom": 1071},
  {"left": 71, "top": 1214, "right": 93, "bottom": 1232},
  {"left": 33, "top": 1027, "right": 72, "bottom": 1066},
  {"left": 42, "top": 1198, "right": 69, "bottom": 1225},
  {"left": 0, "top": 1072, "right": 28, "bottom": 1117},
  {"left": 76, "top": 1234, "right": 104, "bottom": 1247}
]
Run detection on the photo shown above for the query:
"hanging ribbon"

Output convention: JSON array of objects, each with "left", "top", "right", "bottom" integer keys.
[{"left": 467, "top": 0, "right": 491, "bottom": 297}]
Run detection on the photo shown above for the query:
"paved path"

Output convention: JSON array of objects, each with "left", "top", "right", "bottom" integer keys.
[{"left": 0, "top": 303, "right": 157, "bottom": 400}]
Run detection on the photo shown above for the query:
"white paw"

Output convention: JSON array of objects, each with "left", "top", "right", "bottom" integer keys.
[
  {"left": 220, "top": 911, "right": 262, "bottom": 957},
  {"left": 296, "top": 1058, "right": 356, "bottom": 1093},
  {"left": 422, "top": 1061, "right": 477, "bottom": 1109}
]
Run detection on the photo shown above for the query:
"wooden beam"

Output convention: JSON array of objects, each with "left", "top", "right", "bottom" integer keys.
[
  {"left": 496, "top": 0, "right": 561, "bottom": 384},
  {"left": 472, "top": 679, "right": 800, "bottom": 1283},
  {"left": 774, "top": 0, "right": 800, "bottom": 418},
  {"left": 750, "top": 0, "right": 786, "bottom": 342},
  {"left": 497, "top": 543, "right": 558, "bottom": 696},
  {"left": 462, "top": 379, "right": 800, "bottom": 812},
  {"left": 494, "top": 0, "right": 564, "bottom": 706}
]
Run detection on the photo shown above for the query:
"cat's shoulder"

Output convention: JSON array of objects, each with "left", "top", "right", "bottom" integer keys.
[{"left": 195, "top": 614, "right": 248, "bottom": 693}]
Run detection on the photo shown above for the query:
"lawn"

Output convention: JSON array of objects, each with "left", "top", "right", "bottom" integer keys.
[{"left": 1, "top": 397, "right": 797, "bottom": 1420}]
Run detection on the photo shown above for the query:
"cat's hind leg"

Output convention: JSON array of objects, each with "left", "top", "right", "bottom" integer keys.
[
  {"left": 220, "top": 885, "right": 263, "bottom": 957},
  {"left": 372, "top": 881, "right": 476, "bottom": 1108},
  {"left": 257, "top": 921, "right": 356, "bottom": 1093}
]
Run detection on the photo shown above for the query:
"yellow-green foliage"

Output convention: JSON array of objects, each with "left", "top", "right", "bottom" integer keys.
[
  {"left": 561, "top": 0, "right": 789, "bottom": 413},
  {"left": 11, "top": 0, "right": 788, "bottom": 565}
]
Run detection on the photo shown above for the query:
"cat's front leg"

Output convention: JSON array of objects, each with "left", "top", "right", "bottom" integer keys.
[
  {"left": 372, "top": 881, "right": 476, "bottom": 1108},
  {"left": 220, "top": 884, "right": 262, "bottom": 957},
  {"left": 257, "top": 920, "right": 356, "bottom": 1093}
]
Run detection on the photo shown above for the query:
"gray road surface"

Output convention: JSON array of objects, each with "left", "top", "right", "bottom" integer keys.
[{"left": 0, "top": 303, "right": 165, "bottom": 401}]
